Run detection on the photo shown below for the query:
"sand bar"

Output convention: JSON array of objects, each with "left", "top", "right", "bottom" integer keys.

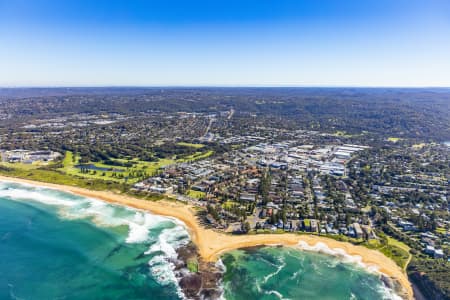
[{"left": 0, "top": 175, "right": 413, "bottom": 299}]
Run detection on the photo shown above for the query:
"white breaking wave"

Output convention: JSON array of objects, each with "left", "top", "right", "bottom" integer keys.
[
  {"left": 0, "top": 181, "right": 191, "bottom": 299},
  {"left": 263, "top": 255, "right": 286, "bottom": 283},
  {"left": 289, "top": 270, "right": 300, "bottom": 281},
  {"left": 296, "top": 241, "right": 403, "bottom": 299},
  {"left": 7, "top": 283, "right": 24, "bottom": 300},
  {"left": 297, "top": 241, "right": 370, "bottom": 271},
  {"left": 215, "top": 258, "right": 226, "bottom": 273},
  {"left": 215, "top": 259, "right": 227, "bottom": 300},
  {"left": 378, "top": 283, "right": 404, "bottom": 300},
  {"left": 255, "top": 253, "right": 289, "bottom": 300},
  {"left": 265, "top": 289, "right": 290, "bottom": 300},
  {"left": 146, "top": 224, "right": 189, "bottom": 299},
  {"left": 0, "top": 185, "right": 79, "bottom": 207}
]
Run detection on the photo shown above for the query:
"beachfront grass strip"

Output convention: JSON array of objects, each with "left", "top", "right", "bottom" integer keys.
[
  {"left": 379, "top": 244, "right": 410, "bottom": 269},
  {"left": 387, "top": 236, "right": 410, "bottom": 252},
  {"left": 0, "top": 164, "right": 126, "bottom": 191},
  {"left": 364, "top": 233, "right": 411, "bottom": 269},
  {"left": 0, "top": 161, "right": 41, "bottom": 170}
]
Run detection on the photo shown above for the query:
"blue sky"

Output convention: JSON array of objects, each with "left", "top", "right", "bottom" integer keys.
[{"left": 0, "top": 0, "right": 449, "bottom": 87}]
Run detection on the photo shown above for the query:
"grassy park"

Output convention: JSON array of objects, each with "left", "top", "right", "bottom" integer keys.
[
  {"left": 176, "top": 142, "right": 205, "bottom": 149},
  {"left": 0, "top": 149, "right": 214, "bottom": 188},
  {"left": 187, "top": 189, "right": 206, "bottom": 199},
  {"left": 364, "top": 234, "right": 411, "bottom": 269},
  {"left": 59, "top": 151, "right": 175, "bottom": 184},
  {"left": 0, "top": 161, "right": 125, "bottom": 191}
]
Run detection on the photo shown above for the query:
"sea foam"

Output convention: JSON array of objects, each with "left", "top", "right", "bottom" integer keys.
[
  {"left": 0, "top": 180, "right": 190, "bottom": 298},
  {"left": 297, "top": 241, "right": 372, "bottom": 271},
  {"left": 263, "top": 254, "right": 286, "bottom": 283},
  {"left": 296, "top": 241, "right": 403, "bottom": 300}
]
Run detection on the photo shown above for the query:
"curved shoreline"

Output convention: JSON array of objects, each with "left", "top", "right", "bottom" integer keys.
[{"left": 0, "top": 175, "right": 413, "bottom": 299}]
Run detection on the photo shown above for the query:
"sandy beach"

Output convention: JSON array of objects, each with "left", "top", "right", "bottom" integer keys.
[{"left": 0, "top": 175, "right": 413, "bottom": 299}]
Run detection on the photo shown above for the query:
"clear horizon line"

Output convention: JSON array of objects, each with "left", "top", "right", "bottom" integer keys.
[{"left": 1, "top": 84, "right": 450, "bottom": 89}]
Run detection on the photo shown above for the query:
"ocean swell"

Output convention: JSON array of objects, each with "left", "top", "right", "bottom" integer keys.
[
  {"left": 296, "top": 241, "right": 403, "bottom": 300},
  {"left": 0, "top": 181, "right": 190, "bottom": 299}
]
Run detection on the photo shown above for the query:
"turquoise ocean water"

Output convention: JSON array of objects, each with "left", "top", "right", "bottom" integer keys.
[
  {"left": 0, "top": 181, "right": 400, "bottom": 300},
  {"left": 221, "top": 247, "right": 401, "bottom": 300},
  {"left": 0, "top": 181, "right": 189, "bottom": 300}
]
